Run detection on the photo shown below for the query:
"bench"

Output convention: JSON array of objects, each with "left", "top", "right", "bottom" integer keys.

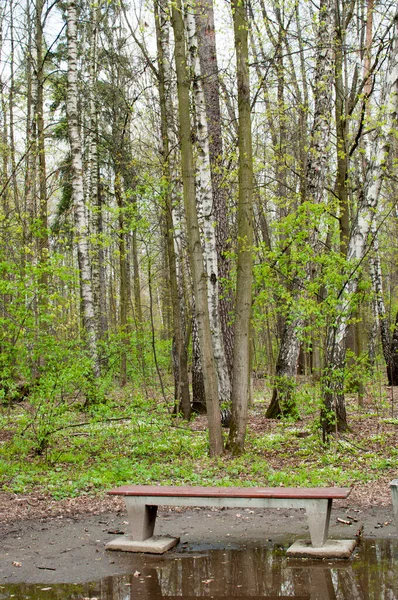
[{"left": 105, "top": 484, "right": 353, "bottom": 556}]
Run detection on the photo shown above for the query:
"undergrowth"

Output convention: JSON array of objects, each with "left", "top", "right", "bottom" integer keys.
[{"left": 0, "top": 383, "right": 397, "bottom": 500}]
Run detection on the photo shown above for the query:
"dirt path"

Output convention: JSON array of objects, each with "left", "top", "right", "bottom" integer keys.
[{"left": 1, "top": 494, "right": 396, "bottom": 584}]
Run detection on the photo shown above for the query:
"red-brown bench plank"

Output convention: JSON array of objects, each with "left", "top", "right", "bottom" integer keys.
[{"left": 108, "top": 484, "right": 351, "bottom": 500}]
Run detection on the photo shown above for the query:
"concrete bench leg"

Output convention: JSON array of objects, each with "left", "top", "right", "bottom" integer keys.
[
  {"left": 390, "top": 479, "right": 398, "bottom": 535},
  {"left": 305, "top": 499, "right": 331, "bottom": 547},
  {"left": 105, "top": 498, "right": 179, "bottom": 554},
  {"left": 125, "top": 499, "right": 157, "bottom": 541},
  {"left": 288, "top": 499, "right": 356, "bottom": 558}
]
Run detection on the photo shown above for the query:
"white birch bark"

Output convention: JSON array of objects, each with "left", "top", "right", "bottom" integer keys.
[
  {"left": 184, "top": 4, "right": 231, "bottom": 404},
  {"left": 304, "top": 0, "right": 334, "bottom": 207},
  {"left": 66, "top": 0, "right": 100, "bottom": 378},
  {"left": 171, "top": 0, "right": 223, "bottom": 456},
  {"left": 194, "top": 0, "right": 234, "bottom": 379},
  {"left": 87, "top": 5, "right": 107, "bottom": 343}
]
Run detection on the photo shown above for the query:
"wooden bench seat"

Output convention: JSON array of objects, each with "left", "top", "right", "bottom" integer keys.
[{"left": 106, "top": 484, "right": 352, "bottom": 554}]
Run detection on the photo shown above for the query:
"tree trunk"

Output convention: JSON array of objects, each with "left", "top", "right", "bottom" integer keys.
[
  {"left": 87, "top": 5, "right": 108, "bottom": 347},
  {"left": 66, "top": 0, "right": 100, "bottom": 383},
  {"left": 24, "top": 0, "right": 36, "bottom": 247},
  {"left": 370, "top": 226, "right": 393, "bottom": 383},
  {"left": 321, "top": 324, "right": 349, "bottom": 438},
  {"left": 8, "top": 0, "right": 19, "bottom": 214},
  {"left": 363, "top": 0, "right": 374, "bottom": 99},
  {"left": 265, "top": 319, "right": 302, "bottom": 418},
  {"left": 171, "top": 0, "right": 223, "bottom": 456},
  {"left": 194, "top": 0, "right": 234, "bottom": 379},
  {"left": 123, "top": 169, "right": 144, "bottom": 381},
  {"left": 131, "top": 207, "right": 142, "bottom": 326},
  {"left": 191, "top": 314, "right": 206, "bottom": 413},
  {"left": 303, "top": 0, "right": 334, "bottom": 207},
  {"left": 185, "top": 4, "right": 231, "bottom": 405},
  {"left": 33, "top": 0, "right": 49, "bottom": 375},
  {"left": 335, "top": 5, "right": 350, "bottom": 255},
  {"left": 35, "top": 0, "right": 48, "bottom": 270},
  {"left": 154, "top": 0, "right": 191, "bottom": 418},
  {"left": 115, "top": 173, "right": 129, "bottom": 386},
  {"left": 227, "top": 0, "right": 254, "bottom": 455},
  {"left": 389, "top": 312, "right": 398, "bottom": 386}
]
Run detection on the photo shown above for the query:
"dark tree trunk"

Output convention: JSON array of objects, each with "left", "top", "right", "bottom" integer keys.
[
  {"left": 265, "top": 319, "right": 301, "bottom": 419},
  {"left": 321, "top": 326, "right": 349, "bottom": 438},
  {"left": 389, "top": 311, "right": 398, "bottom": 385},
  {"left": 191, "top": 316, "right": 206, "bottom": 414},
  {"left": 227, "top": 0, "right": 254, "bottom": 455}
]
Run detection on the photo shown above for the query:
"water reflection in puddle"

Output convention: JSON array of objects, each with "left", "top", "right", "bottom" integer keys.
[{"left": 1, "top": 539, "right": 397, "bottom": 600}]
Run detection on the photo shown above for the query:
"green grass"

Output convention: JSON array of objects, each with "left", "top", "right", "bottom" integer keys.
[{"left": 0, "top": 387, "right": 397, "bottom": 500}]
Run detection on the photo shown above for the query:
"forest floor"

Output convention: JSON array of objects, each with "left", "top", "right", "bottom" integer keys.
[{"left": 1, "top": 400, "right": 397, "bottom": 584}]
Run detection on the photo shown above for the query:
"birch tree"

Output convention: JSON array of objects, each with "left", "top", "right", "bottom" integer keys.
[
  {"left": 171, "top": 0, "right": 223, "bottom": 456},
  {"left": 194, "top": 0, "right": 234, "bottom": 378},
  {"left": 87, "top": 2, "right": 108, "bottom": 346},
  {"left": 66, "top": 0, "right": 101, "bottom": 383},
  {"left": 185, "top": 4, "right": 231, "bottom": 405},
  {"left": 321, "top": 9, "right": 398, "bottom": 436}
]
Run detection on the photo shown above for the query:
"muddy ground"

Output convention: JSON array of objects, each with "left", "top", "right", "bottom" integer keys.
[{"left": 1, "top": 496, "right": 396, "bottom": 585}]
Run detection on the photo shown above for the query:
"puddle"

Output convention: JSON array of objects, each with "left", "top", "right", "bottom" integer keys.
[{"left": 1, "top": 539, "right": 397, "bottom": 599}]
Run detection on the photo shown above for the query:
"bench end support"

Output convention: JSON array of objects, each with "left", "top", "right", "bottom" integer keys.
[
  {"left": 125, "top": 498, "right": 157, "bottom": 541},
  {"left": 305, "top": 499, "right": 332, "bottom": 547}
]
